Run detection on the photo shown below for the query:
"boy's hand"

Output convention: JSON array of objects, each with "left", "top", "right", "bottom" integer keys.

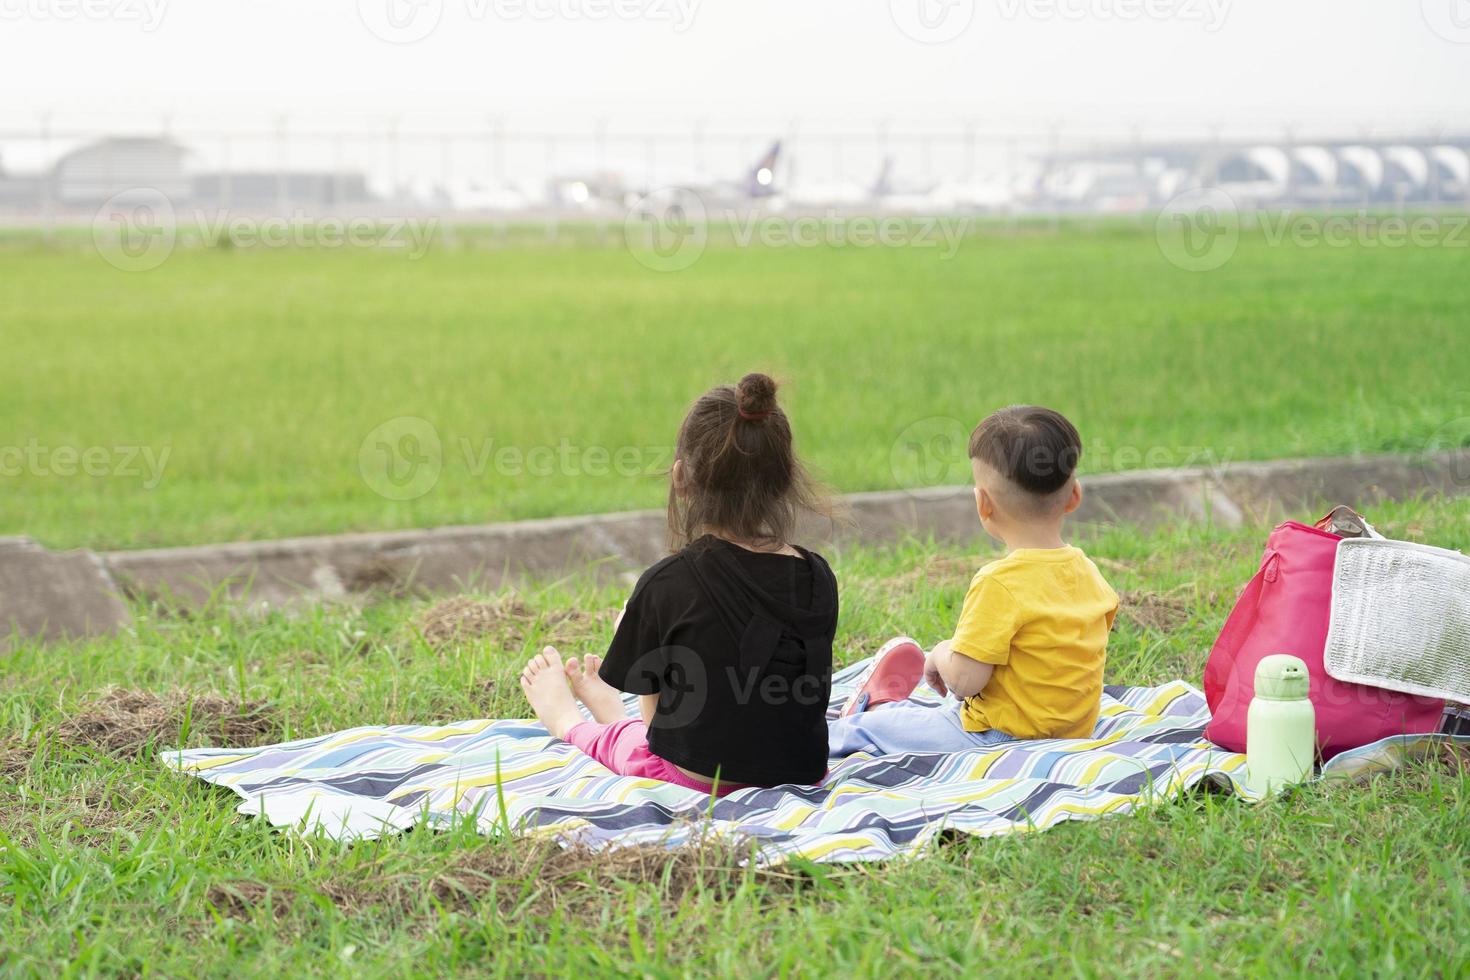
[{"left": 923, "top": 649, "right": 949, "bottom": 698}]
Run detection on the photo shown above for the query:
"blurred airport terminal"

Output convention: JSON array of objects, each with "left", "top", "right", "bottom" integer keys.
[{"left": 3, "top": 117, "right": 1468, "bottom": 229}]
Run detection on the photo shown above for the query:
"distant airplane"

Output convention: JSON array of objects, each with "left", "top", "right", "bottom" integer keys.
[
  {"left": 781, "top": 153, "right": 1019, "bottom": 214},
  {"left": 665, "top": 140, "right": 782, "bottom": 209},
  {"left": 445, "top": 178, "right": 531, "bottom": 213},
  {"left": 921, "top": 173, "right": 1021, "bottom": 213},
  {"left": 1034, "top": 162, "right": 1155, "bottom": 212},
  {"left": 867, "top": 156, "right": 944, "bottom": 212},
  {"left": 545, "top": 170, "right": 631, "bottom": 212},
  {"left": 547, "top": 141, "right": 782, "bottom": 212}
]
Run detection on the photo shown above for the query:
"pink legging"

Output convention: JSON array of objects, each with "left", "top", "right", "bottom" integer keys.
[{"left": 564, "top": 719, "right": 748, "bottom": 796}]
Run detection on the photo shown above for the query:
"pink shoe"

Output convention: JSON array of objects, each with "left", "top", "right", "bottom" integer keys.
[{"left": 840, "top": 636, "right": 925, "bottom": 717}]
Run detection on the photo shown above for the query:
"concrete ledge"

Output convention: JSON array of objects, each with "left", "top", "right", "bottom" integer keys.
[
  {"left": 3, "top": 449, "right": 1466, "bottom": 644},
  {"left": 101, "top": 449, "right": 1470, "bottom": 614},
  {"left": 0, "top": 537, "right": 131, "bottom": 649},
  {"left": 107, "top": 510, "right": 672, "bottom": 609}
]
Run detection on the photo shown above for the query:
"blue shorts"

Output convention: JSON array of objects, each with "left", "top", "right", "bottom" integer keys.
[{"left": 828, "top": 698, "right": 1016, "bottom": 757}]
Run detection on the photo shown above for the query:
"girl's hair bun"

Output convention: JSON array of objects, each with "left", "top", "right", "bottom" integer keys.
[
  {"left": 736, "top": 372, "right": 778, "bottom": 420},
  {"left": 668, "top": 370, "right": 835, "bottom": 550}
]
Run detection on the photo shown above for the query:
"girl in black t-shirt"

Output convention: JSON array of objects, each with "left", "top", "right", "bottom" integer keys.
[{"left": 519, "top": 373, "right": 837, "bottom": 794}]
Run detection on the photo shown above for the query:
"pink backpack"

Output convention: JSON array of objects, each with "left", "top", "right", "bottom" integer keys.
[{"left": 1203, "top": 512, "right": 1444, "bottom": 759}]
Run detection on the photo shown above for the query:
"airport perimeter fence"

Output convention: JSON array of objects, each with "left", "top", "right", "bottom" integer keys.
[{"left": 2, "top": 118, "right": 1468, "bottom": 260}]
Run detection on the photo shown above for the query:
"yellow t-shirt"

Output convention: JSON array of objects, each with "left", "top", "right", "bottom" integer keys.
[{"left": 951, "top": 546, "right": 1119, "bottom": 738}]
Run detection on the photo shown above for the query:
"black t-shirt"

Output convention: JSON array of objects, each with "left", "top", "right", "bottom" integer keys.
[{"left": 599, "top": 535, "right": 838, "bottom": 786}]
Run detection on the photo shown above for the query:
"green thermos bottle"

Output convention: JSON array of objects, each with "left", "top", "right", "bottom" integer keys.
[{"left": 1246, "top": 654, "right": 1316, "bottom": 796}]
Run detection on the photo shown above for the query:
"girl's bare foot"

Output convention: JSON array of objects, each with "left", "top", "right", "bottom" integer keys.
[
  {"left": 519, "top": 647, "right": 583, "bottom": 740},
  {"left": 564, "top": 654, "right": 627, "bottom": 724}
]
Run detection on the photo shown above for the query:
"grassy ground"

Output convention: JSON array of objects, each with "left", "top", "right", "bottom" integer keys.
[
  {"left": 4, "top": 223, "right": 1470, "bottom": 549},
  {"left": 2, "top": 495, "right": 1467, "bottom": 976}
]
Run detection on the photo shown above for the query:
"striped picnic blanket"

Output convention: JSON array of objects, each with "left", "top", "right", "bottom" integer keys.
[{"left": 162, "top": 660, "right": 1451, "bottom": 864}]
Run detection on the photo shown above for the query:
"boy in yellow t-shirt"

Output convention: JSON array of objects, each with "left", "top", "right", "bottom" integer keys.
[{"left": 829, "top": 406, "right": 1119, "bottom": 756}]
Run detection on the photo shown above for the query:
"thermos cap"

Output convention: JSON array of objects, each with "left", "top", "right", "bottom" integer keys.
[{"left": 1255, "top": 654, "right": 1310, "bottom": 700}]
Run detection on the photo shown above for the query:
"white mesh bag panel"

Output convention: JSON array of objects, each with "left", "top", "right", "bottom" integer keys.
[{"left": 1325, "top": 537, "right": 1470, "bottom": 703}]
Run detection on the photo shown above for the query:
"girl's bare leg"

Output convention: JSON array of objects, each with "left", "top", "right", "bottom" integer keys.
[{"left": 564, "top": 654, "right": 628, "bottom": 724}]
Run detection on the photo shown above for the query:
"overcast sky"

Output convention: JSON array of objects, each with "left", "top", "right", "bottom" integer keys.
[{"left": 3, "top": 0, "right": 1467, "bottom": 136}]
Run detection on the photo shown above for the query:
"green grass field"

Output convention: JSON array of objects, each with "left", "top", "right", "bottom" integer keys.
[
  {"left": 4, "top": 223, "right": 1470, "bottom": 550},
  {"left": 2, "top": 496, "right": 1467, "bottom": 976},
  {"left": 4, "top": 224, "right": 1469, "bottom": 975}
]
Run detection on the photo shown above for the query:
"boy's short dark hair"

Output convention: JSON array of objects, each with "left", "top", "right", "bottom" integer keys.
[{"left": 968, "top": 406, "right": 1082, "bottom": 497}]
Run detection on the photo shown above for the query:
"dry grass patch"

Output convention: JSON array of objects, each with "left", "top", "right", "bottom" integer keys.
[
  {"left": 1117, "top": 586, "right": 1200, "bottom": 634},
  {"left": 202, "top": 837, "right": 814, "bottom": 927},
  {"left": 2, "top": 688, "right": 279, "bottom": 785},
  {"left": 206, "top": 880, "right": 289, "bottom": 922},
  {"left": 413, "top": 595, "right": 606, "bottom": 651},
  {"left": 344, "top": 557, "right": 419, "bottom": 597},
  {"left": 338, "top": 838, "right": 804, "bottom": 919},
  {"left": 63, "top": 778, "right": 157, "bottom": 833},
  {"left": 0, "top": 775, "right": 164, "bottom": 848},
  {"left": 414, "top": 595, "right": 531, "bottom": 648},
  {"left": 0, "top": 742, "right": 33, "bottom": 779},
  {"left": 48, "top": 688, "right": 279, "bottom": 760},
  {"left": 884, "top": 554, "right": 984, "bottom": 593}
]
